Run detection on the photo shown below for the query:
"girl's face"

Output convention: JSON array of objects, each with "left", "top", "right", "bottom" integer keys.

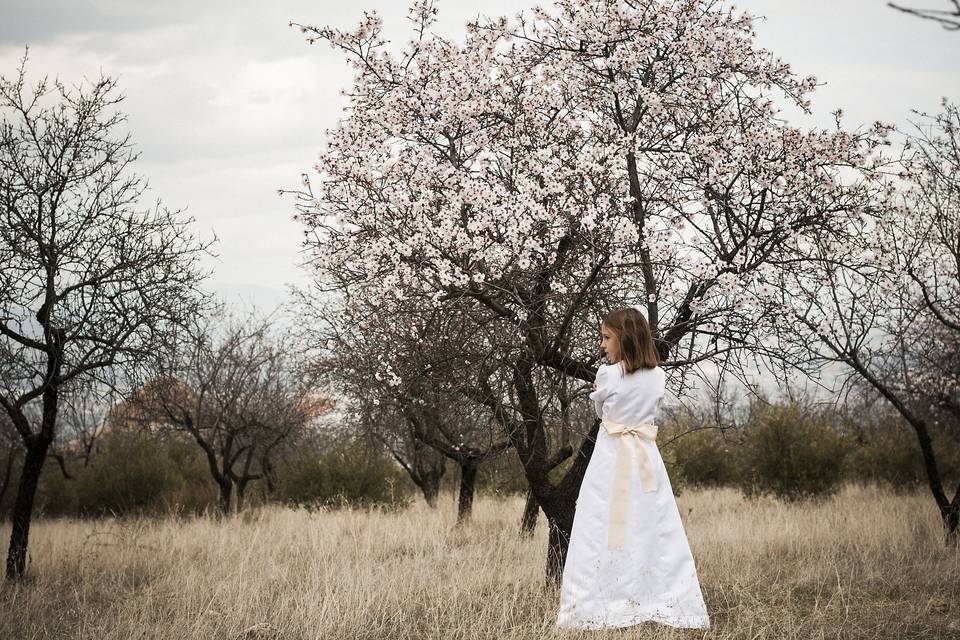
[{"left": 600, "top": 323, "right": 620, "bottom": 363}]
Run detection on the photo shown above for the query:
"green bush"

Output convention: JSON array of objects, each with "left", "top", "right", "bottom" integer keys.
[
  {"left": 735, "top": 402, "right": 850, "bottom": 502},
  {"left": 30, "top": 431, "right": 215, "bottom": 518},
  {"left": 662, "top": 423, "right": 739, "bottom": 489},
  {"left": 73, "top": 433, "right": 182, "bottom": 516},
  {"left": 275, "top": 443, "right": 413, "bottom": 510},
  {"left": 846, "top": 426, "right": 960, "bottom": 491}
]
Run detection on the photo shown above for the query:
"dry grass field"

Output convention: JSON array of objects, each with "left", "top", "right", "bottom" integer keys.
[{"left": 1, "top": 484, "right": 958, "bottom": 640}]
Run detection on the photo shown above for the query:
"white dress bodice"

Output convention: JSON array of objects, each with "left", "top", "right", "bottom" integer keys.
[{"left": 590, "top": 363, "right": 666, "bottom": 426}]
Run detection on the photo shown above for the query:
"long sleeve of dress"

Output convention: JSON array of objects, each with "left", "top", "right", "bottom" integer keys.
[{"left": 589, "top": 364, "right": 612, "bottom": 419}]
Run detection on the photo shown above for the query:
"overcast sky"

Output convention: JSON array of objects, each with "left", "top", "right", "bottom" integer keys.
[{"left": 2, "top": 0, "right": 958, "bottom": 315}]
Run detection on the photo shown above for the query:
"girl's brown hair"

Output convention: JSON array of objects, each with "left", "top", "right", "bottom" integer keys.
[{"left": 602, "top": 307, "right": 660, "bottom": 374}]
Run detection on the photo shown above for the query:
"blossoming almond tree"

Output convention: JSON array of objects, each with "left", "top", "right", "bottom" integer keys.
[
  {"left": 292, "top": 0, "right": 889, "bottom": 579},
  {"left": 126, "top": 307, "right": 320, "bottom": 515}
]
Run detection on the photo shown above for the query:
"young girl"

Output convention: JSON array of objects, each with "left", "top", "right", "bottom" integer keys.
[{"left": 556, "top": 307, "right": 710, "bottom": 630}]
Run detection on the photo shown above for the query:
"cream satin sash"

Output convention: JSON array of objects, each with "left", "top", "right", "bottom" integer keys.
[{"left": 602, "top": 418, "right": 659, "bottom": 550}]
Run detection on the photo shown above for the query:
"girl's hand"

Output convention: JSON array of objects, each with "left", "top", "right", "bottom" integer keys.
[{"left": 591, "top": 382, "right": 597, "bottom": 392}]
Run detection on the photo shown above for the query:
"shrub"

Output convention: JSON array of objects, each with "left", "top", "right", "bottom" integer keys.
[
  {"left": 661, "top": 422, "right": 739, "bottom": 490},
  {"left": 74, "top": 432, "right": 181, "bottom": 516},
  {"left": 735, "top": 401, "right": 850, "bottom": 502},
  {"left": 275, "top": 443, "right": 413, "bottom": 510},
  {"left": 31, "top": 431, "right": 215, "bottom": 518},
  {"left": 846, "top": 425, "right": 960, "bottom": 491}
]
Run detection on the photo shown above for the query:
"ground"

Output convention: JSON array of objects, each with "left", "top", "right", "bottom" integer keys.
[{"left": 1, "top": 485, "right": 957, "bottom": 639}]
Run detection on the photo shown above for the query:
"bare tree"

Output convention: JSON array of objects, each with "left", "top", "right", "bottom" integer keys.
[
  {"left": 0, "top": 53, "right": 213, "bottom": 579},
  {"left": 120, "top": 307, "right": 321, "bottom": 514},
  {"left": 367, "top": 409, "right": 448, "bottom": 507},
  {"left": 397, "top": 392, "right": 512, "bottom": 523},
  {"left": 786, "top": 101, "right": 960, "bottom": 544},
  {"left": 295, "top": 292, "right": 514, "bottom": 521},
  {"left": 889, "top": 1, "right": 960, "bottom": 29},
  {"left": 58, "top": 381, "right": 114, "bottom": 466},
  {"left": 233, "top": 343, "right": 328, "bottom": 510}
]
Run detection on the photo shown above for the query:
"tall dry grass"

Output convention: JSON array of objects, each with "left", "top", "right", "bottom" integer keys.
[{"left": 1, "top": 484, "right": 957, "bottom": 639}]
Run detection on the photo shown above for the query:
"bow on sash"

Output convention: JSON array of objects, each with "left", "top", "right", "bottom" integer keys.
[{"left": 602, "top": 418, "right": 659, "bottom": 550}]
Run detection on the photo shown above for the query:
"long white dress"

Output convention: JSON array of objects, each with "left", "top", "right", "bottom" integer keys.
[{"left": 556, "top": 363, "right": 710, "bottom": 630}]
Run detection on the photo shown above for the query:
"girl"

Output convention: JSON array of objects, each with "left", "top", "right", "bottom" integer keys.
[{"left": 556, "top": 307, "right": 710, "bottom": 630}]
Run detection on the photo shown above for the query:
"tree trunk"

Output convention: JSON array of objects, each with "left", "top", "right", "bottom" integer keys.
[
  {"left": 518, "top": 443, "right": 574, "bottom": 538},
  {"left": 834, "top": 351, "right": 960, "bottom": 551},
  {"left": 479, "top": 357, "right": 597, "bottom": 583},
  {"left": 519, "top": 488, "right": 539, "bottom": 537},
  {"left": 543, "top": 496, "right": 576, "bottom": 584},
  {"left": 82, "top": 441, "right": 94, "bottom": 467},
  {"left": 456, "top": 458, "right": 478, "bottom": 524},
  {"left": 236, "top": 479, "right": 248, "bottom": 512},
  {"left": 415, "top": 441, "right": 446, "bottom": 508},
  {"left": 389, "top": 438, "right": 446, "bottom": 508},
  {"left": 235, "top": 447, "right": 257, "bottom": 512},
  {"left": 539, "top": 419, "right": 599, "bottom": 585},
  {"left": 408, "top": 451, "right": 445, "bottom": 508},
  {"left": 945, "top": 502, "right": 959, "bottom": 546},
  {"left": 0, "top": 444, "right": 18, "bottom": 517},
  {"left": 262, "top": 455, "right": 276, "bottom": 496},
  {"left": 420, "top": 478, "right": 441, "bottom": 507},
  {"left": 6, "top": 438, "right": 50, "bottom": 579},
  {"left": 218, "top": 478, "right": 233, "bottom": 516}
]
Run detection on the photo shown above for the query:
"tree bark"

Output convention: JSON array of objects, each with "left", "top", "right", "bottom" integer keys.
[
  {"left": 0, "top": 444, "right": 18, "bottom": 517},
  {"left": 262, "top": 455, "right": 277, "bottom": 496},
  {"left": 945, "top": 500, "right": 958, "bottom": 546},
  {"left": 236, "top": 479, "right": 248, "bottom": 512},
  {"left": 235, "top": 447, "right": 258, "bottom": 512},
  {"left": 218, "top": 477, "right": 233, "bottom": 516},
  {"left": 386, "top": 436, "right": 446, "bottom": 507},
  {"left": 420, "top": 477, "right": 441, "bottom": 507},
  {"left": 519, "top": 443, "right": 572, "bottom": 537},
  {"left": 6, "top": 437, "right": 50, "bottom": 578},
  {"left": 543, "top": 496, "right": 576, "bottom": 584},
  {"left": 519, "top": 488, "right": 539, "bottom": 537},
  {"left": 475, "top": 354, "right": 598, "bottom": 584},
  {"left": 456, "top": 458, "right": 478, "bottom": 524},
  {"left": 539, "top": 419, "right": 598, "bottom": 584},
  {"left": 401, "top": 456, "right": 444, "bottom": 506},
  {"left": 82, "top": 440, "right": 94, "bottom": 467}
]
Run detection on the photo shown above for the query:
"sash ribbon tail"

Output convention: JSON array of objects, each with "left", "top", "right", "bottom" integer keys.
[{"left": 602, "top": 419, "right": 659, "bottom": 550}]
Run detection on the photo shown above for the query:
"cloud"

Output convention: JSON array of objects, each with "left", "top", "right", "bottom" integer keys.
[
  {"left": 0, "top": 0, "right": 194, "bottom": 46},
  {"left": 2, "top": 0, "right": 958, "bottom": 312}
]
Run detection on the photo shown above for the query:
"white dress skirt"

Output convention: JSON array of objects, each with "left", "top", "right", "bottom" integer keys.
[{"left": 556, "top": 363, "right": 710, "bottom": 630}]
